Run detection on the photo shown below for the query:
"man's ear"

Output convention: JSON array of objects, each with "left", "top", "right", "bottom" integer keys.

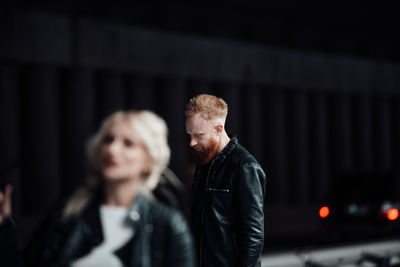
[{"left": 215, "top": 124, "right": 223, "bottom": 133}]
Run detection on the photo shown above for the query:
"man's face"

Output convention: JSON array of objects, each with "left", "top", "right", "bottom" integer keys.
[{"left": 186, "top": 113, "right": 219, "bottom": 165}]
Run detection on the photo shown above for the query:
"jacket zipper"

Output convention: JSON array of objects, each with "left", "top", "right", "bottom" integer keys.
[
  {"left": 206, "top": 188, "right": 230, "bottom": 192},
  {"left": 191, "top": 167, "right": 200, "bottom": 213},
  {"left": 199, "top": 158, "right": 214, "bottom": 267}
]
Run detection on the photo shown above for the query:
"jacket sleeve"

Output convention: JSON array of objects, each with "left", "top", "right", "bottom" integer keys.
[
  {"left": 23, "top": 199, "right": 70, "bottom": 266},
  {"left": 234, "top": 163, "right": 266, "bottom": 267},
  {"left": 167, "top": 211, "right": 196, "bottom": 267},
  {"left": 0, "top": 218, "right": 20, "bottom": 267}
]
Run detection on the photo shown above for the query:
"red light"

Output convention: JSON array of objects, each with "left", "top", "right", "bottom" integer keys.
[
  {"left": 387, "top": 208, "right": 399, "bottom": 221},
  {"left": 319, "top": 206, "right": 330, "bottom": 218}
]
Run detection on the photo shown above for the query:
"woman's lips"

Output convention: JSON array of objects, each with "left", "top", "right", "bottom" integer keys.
[{"left": 103, "top": 158, "right": 117, "bottom": 168}]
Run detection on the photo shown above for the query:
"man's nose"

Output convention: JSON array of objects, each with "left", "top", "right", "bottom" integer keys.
[{"left": 189, "top": 138, "right": 197, "bottom": 147}]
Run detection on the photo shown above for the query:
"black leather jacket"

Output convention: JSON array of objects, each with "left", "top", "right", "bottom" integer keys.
[
  {"left": 191, "top": 136, "right": 266, "bottom": 267},
  {"left": 24, "top": 192, "right": 195, "bottom": 267}
]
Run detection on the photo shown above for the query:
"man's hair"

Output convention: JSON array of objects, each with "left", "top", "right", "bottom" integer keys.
[{"left": 185, "top": 94, "right": 228, "bottom": 120}]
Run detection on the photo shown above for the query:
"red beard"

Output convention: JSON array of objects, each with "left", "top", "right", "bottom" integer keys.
[{"left": 192, "top": 138, "right": 218, "bottom": 165}]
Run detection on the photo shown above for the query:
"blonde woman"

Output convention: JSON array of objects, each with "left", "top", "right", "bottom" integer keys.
[{"left": 24, "top": 111, "right": 195, "bottom": 267}]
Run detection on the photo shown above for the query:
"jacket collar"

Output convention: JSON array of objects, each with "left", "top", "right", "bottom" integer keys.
[
  {"left": 214, "top": 135, "right": 238, "bottom": 161},
  {"left": 126, "top": 189, "right": 154, "bottom": 226},
  {"left": 84, "top": 188, "right": 155, "bottom": 239}
]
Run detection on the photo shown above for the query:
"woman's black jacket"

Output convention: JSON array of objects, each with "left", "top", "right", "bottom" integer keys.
[{"left": 24, "top": 192, "right": 195, "bottom": 267}]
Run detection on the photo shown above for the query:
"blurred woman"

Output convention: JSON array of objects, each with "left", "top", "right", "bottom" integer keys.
[{"left": 24, "top": 110, "right": 195, "bottom": 267}]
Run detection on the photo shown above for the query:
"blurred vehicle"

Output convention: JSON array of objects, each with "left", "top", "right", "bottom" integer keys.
[{"left": 318, "top": 172, "right": 400, "bottom": 243}]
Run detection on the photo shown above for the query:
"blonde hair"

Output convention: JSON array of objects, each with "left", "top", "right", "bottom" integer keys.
[
  {"left": 185, "top": 94, "right": 228, "bottom": 120},
  {"left": 62, "top": 110, "right": 170, "bottom": 220}
]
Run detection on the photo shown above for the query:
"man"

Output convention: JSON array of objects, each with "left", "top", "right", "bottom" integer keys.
[{"left": 185, "top": 94, "right": 266, "bottom": 267}]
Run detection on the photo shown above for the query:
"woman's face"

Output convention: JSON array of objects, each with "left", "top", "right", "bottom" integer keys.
[{"left": 99, "top": 118, "right": 151, "bottom": 183}]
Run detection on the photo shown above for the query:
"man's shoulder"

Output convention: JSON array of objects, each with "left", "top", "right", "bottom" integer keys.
[
  {"left": 230, "top": 144, "right": 261, "bottom": 168},
  {"left": 226, "top": 145, "right": 266, "bottom": 184}
]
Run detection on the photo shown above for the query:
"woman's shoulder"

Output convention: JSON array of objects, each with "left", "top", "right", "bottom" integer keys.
[
  {"left": 148, "top": 196, "right": 182, "bottom": 217},
  {"left": 145, "top": 196, "right": 188, "bottom": 229}
]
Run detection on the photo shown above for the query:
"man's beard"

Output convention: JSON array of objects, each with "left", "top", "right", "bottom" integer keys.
[{"left": 192, "top": 138, "right": 218, "bottom": 165}]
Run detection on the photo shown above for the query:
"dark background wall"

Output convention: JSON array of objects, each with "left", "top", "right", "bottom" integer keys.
[{"left": 1, "top": 2, "right": 400, "bottom": 251}]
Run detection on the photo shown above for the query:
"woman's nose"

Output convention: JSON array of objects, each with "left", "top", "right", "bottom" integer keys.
[{"left": 107, "top": 141, "right": 120, "bottom": 154}]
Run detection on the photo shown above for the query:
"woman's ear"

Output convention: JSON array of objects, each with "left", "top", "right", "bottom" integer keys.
[
  {"left": 140, "top": 159, "right": 153, "bottom": 179},
  {"left": 141, "top": 167, "right": 151, "bottom": 179}
]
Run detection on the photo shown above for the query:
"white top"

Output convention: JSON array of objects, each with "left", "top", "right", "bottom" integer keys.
[{"left": 71, "top": 205, "right": 134, "bottom": 267}]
